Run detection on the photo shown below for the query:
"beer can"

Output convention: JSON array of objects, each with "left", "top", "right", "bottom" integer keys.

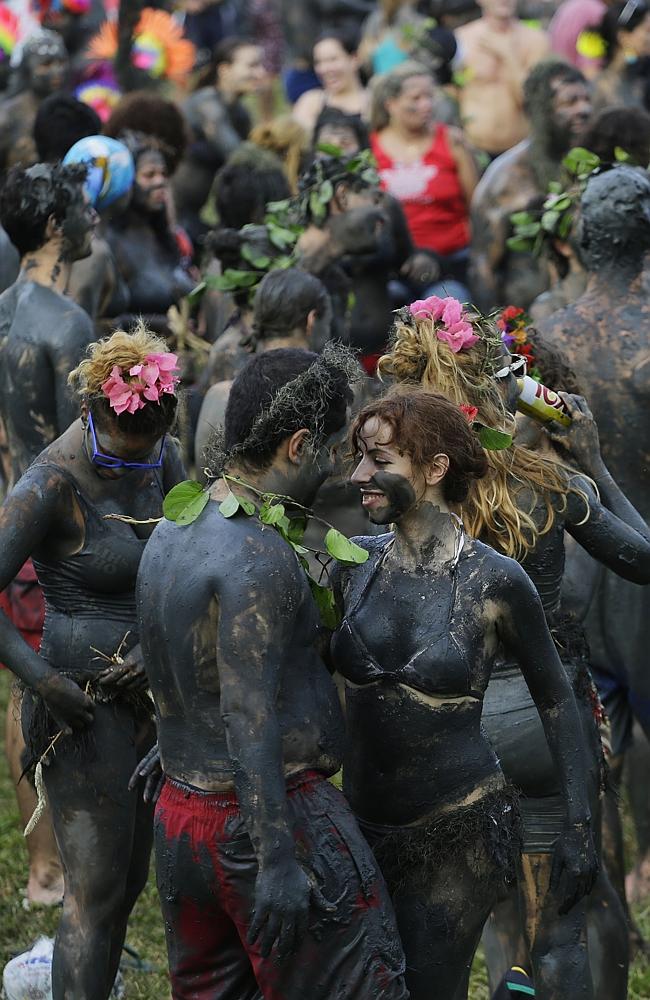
[{"left": 516, "top": 375, "right": 571, "bottom": 427}]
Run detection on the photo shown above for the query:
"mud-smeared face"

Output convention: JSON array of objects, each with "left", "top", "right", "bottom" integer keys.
[
  {"left": 548, "top": 79, "right": 592, "bottom": 151},
  {"left": 26, "top": 37, "right": 68, "bottom": 96},
  {"left": 61, "top": 191, "right": 96, "bottom": 262},
  {"left": 134, "top": 150, "right": 168, "bottom": 213},
  {"left": 351, "top": 416, "right": 420, "bottom": 524}
]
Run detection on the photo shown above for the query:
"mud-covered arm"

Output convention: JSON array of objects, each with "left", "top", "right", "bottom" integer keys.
[
  {"left": 216, "top": 536, "right": 303, "bottom": 864},
  {"left": 191, "top": 96, "right": 243, "bottom": 168},
  {"left": 216, "top": 534, "right": 311, "bottom": 956},
  {"left": 547, "top": 394, "right": 650, "bottom": 583},
  {"left": 0, "top": 469, "right": 93, "bottom": 728},
  {"left": 49, "top": 312, "right": 95, "bottom": 434},
  {"left": 497, "top": 560, "right": 592, "bottom": 828}
]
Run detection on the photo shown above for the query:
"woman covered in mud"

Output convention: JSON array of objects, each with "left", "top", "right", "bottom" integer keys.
[
  {"left": 378, "top": 300, "right": 650, "bottom": 1000},
  {"left": 331, "top": 386, "right": 598, "bottom": 1000},
  {"left": 0, "top": 326, "right": 184, "bottom": 1000}
]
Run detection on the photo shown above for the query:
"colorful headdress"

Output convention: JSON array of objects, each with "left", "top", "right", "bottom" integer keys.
[
  {"left": 74, "top": 74, "right": 121, "bottom": 123},
  {"left": 88, "top": 9, "right": 195, "bottom": 83},
  {"left": 497, "top": 306, "right": 541, "bottom": 380},
  {"left": 33, "top": 0, "right": 91, "bottom": 21},
  {"left": 101, "top": 352, "right": 179, "bottom": 415},
  {"left": 408, "top": 296, "right": 479, "bottom": 353},
  {"left": 63, "top": 135, "right": 135, "bottom": 213},
  {"left": 0, "top": 4, "right": 19, "bottom": 61}
]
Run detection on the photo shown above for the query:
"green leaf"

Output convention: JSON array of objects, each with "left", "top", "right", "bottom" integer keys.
[
  {"left": 557, "top": 212, "right": 574, "bottom": 239},
  {"left": 219, "top": 492, "right": 240, "bottom": 518},
  {"left": 614, "top": 146, "right": 630, "bottom": 162},
  {"left": 548, "top": 180, "right": 562, "bottom": 194},
  {"left": 287, "top": 516, "right": 307, "bottom": 544},
  {"left": 212, "top": 269, "right": 260, "bottom": 292},
  {"left": 176, "top": 491, "right": 210, "bottom": 525},
  {"left": 308, "top": 579, "right": 340, "bottom": 630},
  {"left": 563, "top": 147, "right": 600, "bottom": 176},
  {"left": 237, "top": 497, "right": 256, "bottom": 516},
  {"left": 506, "top": 236, "right": 534, "bottom": 252},
  {"left": 309, "top": 190, "right": 327, "bottom": 222},
  {"left": 267, "top": 224, "right": 298, "bottom": 250},
  {"left": 241, "top": 244, "right": 271, "bottom": 270},
  {"left": 316, "top": 141, "right": 343, "bottom": 158},
  {"left": 319, "top": 179, "right": 334, "bottom": 203},
  {"left": 259, "top": 502, "right": 286, "bottom": 526},
  {"left": 324, "top": 528, "right": 369, "bottom": 566},
  {"left": 541, "top": 209, "right": 560, "bottom": 232},
  {"left": 163, "top": 481, "right": 205, "bottom": 521},
  {"left": 510, "top": 211, "right": 533, "bottom": 226},
  {"left": 477, "top": 426, "right": 513, "bottom": 451},
  {"left": 266, "top": 198, "right": 291, "bottom": 215}
]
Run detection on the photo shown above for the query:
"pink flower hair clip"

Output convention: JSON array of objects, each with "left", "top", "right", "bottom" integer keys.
[
  {"left": 408, "top": 295, "right": 479, "bottom": 353},
  {"left": 101, "top": 352, "right": 180, "bottom": 415}
]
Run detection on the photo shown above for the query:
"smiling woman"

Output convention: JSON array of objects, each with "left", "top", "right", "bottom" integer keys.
[
  {"left": 0, "top": 324, "right": 185, "bottom": 1000},
  {"left": 331, "top": 385, "right": 599, "bottom": 1000}
]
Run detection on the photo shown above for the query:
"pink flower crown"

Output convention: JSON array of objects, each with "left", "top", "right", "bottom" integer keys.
[
  {"left": 408, "top": 296, "right": 479, "bottom": 353},
  {"left": 101, "top": 352, "right": 180, "bottom": 415}
]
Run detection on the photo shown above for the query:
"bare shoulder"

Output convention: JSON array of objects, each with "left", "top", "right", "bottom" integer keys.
[{"left": 473, "top": 141, "right": 535, "bottom": 206}]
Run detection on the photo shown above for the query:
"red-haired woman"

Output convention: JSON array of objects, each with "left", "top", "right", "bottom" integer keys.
[{"left": 331, "top": 387, "right": 598, "bottom": 1000}]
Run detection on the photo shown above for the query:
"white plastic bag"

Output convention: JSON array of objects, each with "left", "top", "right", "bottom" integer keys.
[{"left": 2, "top": 938, "right": 125, "bottom": 999}]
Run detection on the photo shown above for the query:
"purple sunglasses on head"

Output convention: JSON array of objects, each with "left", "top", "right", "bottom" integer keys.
[{"left": 86, "top": 410, "right": 166, "bottom": 470}]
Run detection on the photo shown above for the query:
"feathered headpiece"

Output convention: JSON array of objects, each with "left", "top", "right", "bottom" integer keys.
[
  {"left": 88, "top": 9, "right": 195, "bottom": 83},
  {"left": 0, "top": 4, "right": 19, "bottom": 61}
]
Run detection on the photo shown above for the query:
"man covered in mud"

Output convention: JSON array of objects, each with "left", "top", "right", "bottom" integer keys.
[
  {"left": 0, "top": 30, "right": 69, "bottom": 170},
  {"left": 0, "top": 162, "right": 95, "bottom": 486},
  {"left": 135, "top": 346, "right": 408, "bottom": 1000},
  {"left": 469, "top": 60, "right": 592, "bottom": 310},
  {"left": 538, "top": 164, "right": 650, "bottom": 768}
]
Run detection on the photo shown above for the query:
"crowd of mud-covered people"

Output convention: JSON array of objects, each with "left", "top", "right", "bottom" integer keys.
[{"left": 0, "top": 0, "right": 649, "bottom": 998}]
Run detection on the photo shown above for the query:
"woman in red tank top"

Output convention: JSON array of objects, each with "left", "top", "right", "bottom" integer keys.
[{"left": 370, "top": 62, "right": 478, "bottom": 267}]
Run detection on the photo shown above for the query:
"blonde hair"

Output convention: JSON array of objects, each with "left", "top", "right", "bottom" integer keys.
[
  {"left": 249, "top": 116, "right": 308, "bottom": 194},
  {"left": 370, "top": 60, "right": 435, "bottom": 131},
  {"left": 378, "top": 315, "right": 589, "bottom": 559},
  {"left": 68, "top": 321, "right": 170, "bottom": 399}
]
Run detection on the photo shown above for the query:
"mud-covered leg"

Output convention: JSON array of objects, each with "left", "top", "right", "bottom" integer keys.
[
  {"left": 625, "top": 725, "right": 650, "bottom": 905},
  {"left": 520, "top": 853, "right": 593, "bottom": 1000},
  {"left": 481, "top": 887, "right": 530, "bottom": 993},
  {"left": 43, "top": 702, "right": 154, "bottom": 1000},
  {"left": 6, "top": 688, "right": 63, "bottom": 904},
  {"left": 391, "top": 849, "right": 500, "bottom": 1000}
]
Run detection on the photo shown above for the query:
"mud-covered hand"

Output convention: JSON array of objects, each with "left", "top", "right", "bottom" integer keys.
[
  {"left": 400, "top": 251, "right": 440, "bottom": 287},
  {"left": 128, "top": 742, "right": 164, "bottom": 802},
  {"left": 98, "top": 643, "right": 149, "bottom": 692},
  {"left": 550, "top": 822, "right": 599, "bottom": 915},
  {"left": 544, "top": 394, "right": 603, "bottom": 475},
  {"left": 248, "top": 856, "right": 311, "bottom": 961},
  {"left": 38, "top": 671, "right": 94, "bottom": 734}
]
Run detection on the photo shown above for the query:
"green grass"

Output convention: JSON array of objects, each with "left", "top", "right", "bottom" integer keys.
[{"left": 1, "top": 668, "right": 649, "bottom": 999}]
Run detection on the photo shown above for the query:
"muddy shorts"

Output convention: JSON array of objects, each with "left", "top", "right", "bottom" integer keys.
[{"left": 154, "top": 769, "right": 408, "bottom": 1000}]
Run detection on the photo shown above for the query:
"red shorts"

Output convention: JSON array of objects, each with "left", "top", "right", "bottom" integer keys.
[
  {"left": 154, "top": 770, "right": 408, "bottom": 1000},
  {"left": 0, "top": 559, "right": 44, "bottom": 668}
]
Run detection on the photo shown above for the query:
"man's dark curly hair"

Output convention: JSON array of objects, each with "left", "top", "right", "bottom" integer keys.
[{"left": 0, "top": 162, "right": 87, "bottom": 256}]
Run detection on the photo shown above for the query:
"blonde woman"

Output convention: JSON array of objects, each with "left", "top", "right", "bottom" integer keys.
[
  {"left": 0, "top": 326, "right": 184, "bottom": 1000},
  {"left": 378, "top": 297, "right": 650, "bottom": 999}
]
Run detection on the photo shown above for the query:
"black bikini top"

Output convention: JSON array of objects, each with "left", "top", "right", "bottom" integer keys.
[{"left": 331, "top": 525, "right": 481, "bottom": 700}]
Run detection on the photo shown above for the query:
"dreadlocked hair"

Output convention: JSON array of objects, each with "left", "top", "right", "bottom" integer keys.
[
  {"left": 207, "top": 342, "right": 361, "bottom": 476},
  {"left": 378, "top": 314, "right": 589, "bottom": 560}
]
